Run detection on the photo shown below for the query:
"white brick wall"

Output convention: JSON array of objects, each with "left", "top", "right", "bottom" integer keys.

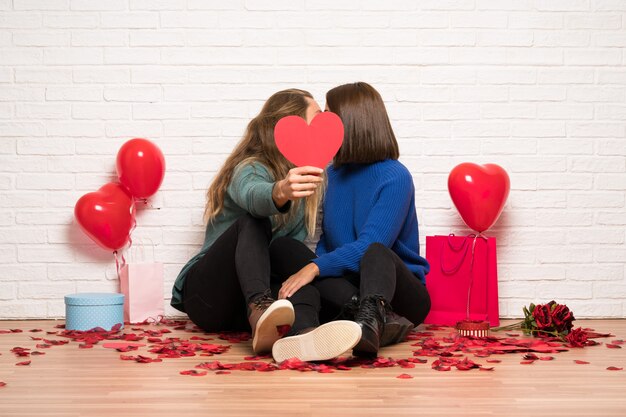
[{"left": 1, "top": 1, "right": 625, "bottom": 319}]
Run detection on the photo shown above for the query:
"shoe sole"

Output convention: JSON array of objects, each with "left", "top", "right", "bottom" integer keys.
[
  {"left": 252, "top": 299, "right": 295, "bottom": 354},
  {"left": 272, "top": 320, "right": 362, "bottom": 363}
]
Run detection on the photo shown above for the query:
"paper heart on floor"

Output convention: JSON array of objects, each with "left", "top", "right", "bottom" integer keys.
[
  {"left": 274, "top": 112, "right": 344, "bottom": 169},
  {"left": 448, "top": 163, "right": 510, "bottom": 233}
]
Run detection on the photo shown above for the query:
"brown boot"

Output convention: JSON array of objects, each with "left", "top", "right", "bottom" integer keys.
[{"left": 248, "top": 294, "right": 295, "bottom": 354}]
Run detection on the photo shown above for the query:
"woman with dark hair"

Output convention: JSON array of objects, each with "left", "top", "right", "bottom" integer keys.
[
  {"left": 272, "top": 82, "right": 430, "bottom": 359},
  {"left": 172, "top": 89, "right": 361, "bottom": 359}
]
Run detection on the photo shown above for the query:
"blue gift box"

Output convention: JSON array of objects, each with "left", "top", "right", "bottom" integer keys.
[{"left": 64, "top": 293, "right": 125, "bottom": 331}]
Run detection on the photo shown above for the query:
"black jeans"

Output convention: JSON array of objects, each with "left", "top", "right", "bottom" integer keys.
[
  {"left": 269, "top": 238, "right": 431, "bottom": 327},
  {"left": 182, "top": 214, "right": 320, "bottom": 334}
]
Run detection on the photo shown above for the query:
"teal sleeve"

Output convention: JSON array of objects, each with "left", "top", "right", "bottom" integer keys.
[{"left": 227, "top": 163, "right": 285, "bottom": 218}]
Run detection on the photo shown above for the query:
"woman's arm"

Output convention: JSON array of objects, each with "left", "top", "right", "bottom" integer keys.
[
  {"left": 278, "top": 169, "right": 415, "bottom": 298},
  {"left": 278, "top": 262, "right": 319, "bottom": 299},
  {"left": 313, "top": 170, "right": 414, "bottom": 277},
  {"left": 228, "top": 163, "right": 322, "bottom": 217}
]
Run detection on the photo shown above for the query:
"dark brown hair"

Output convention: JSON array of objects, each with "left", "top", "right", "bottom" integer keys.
[{"left": 326, "top": 82, "right": 399, "bottom": 167}]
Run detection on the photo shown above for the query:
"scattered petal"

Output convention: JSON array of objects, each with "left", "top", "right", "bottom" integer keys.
[
  {"left": 606, "top": 366, "right": 623, "bottom": 371},
  {"left": 16, "top": 361, "right": 31, "bottom": 366},
  {"left": 396, "top": 373, "right": 413, "bottom": 379},
  {"left": 180, "top": 370, "right": 207, "bottom": 376},
  {"left": 102, "top": 342, "right": 146, "bottom": 350},
  {"left": 606, "top": 344, "right": 621, "bottom": 349},
  {"left": 574, "top": 360, "right": 590, "bottom": 365}
]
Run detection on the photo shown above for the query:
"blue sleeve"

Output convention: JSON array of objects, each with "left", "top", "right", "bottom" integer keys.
[{"left": 313, "top": 171, "right": 414, "bottom": 277}]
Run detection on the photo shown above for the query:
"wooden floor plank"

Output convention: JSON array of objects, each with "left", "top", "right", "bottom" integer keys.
[{"left": 0, "top": 319, "right": 625, "bottom": 417}]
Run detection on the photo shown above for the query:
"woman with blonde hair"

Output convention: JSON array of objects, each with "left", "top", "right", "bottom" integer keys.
[{"left": 172, "top": 89, "right": 361, "bottom": 359}]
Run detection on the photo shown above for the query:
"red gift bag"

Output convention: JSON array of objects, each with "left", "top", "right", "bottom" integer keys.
[{"left": 424, "top": 234, "right": 500, "bottom": 327}]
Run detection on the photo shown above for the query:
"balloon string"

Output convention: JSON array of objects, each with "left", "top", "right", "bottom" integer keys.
[
  {"left": 466, "top": 232, "right": 488, "bottom": 320},
  {"left": 114, "top": 251, "right": 126, "bottom": 280},
  {"left": 127, "top": 212, "right": 137, "bottom": 253}
]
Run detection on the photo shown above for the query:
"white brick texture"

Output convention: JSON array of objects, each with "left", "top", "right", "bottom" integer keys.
[{"left": 0, "top": 3, "right": 625, "bottom": 319}]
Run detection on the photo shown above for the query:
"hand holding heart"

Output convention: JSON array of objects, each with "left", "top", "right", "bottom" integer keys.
[
  {"left": 276, "top": 166, "right": 324, "bottom": 199},
  {"left": 272, "top": 166, "right": 323, "bottom": 209}
]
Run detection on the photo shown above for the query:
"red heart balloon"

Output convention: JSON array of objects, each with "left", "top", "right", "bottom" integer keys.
[
  {"left": 116, "top": 138, "right": 165, "bottom": 199},
  {"left": 448, "top": 163, "right": 510, "bottom": 233},
  {"left": 74, "top": 182, "right": 136, "bottom": 251},
  {"left": 274, "top": 112, "right": 344, "bottom": 169}
]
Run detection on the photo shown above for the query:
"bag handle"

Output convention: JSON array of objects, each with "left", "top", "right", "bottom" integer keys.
[
  {"left": 128, "top": 237, "right": 156, "bottom": 263},
  {"left": 440, "top": 233, "right": 474, "bottom": 275}
]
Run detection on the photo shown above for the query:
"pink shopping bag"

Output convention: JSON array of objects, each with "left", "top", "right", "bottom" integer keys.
[
  {"left": 119, "top": 262, "right": 164, "bottom": 324},
  {"left": 118, "top": 241, "right": 164, "bottom": 324},
  {"left": 423, "top": 234, "right": 500, "bottom": 327}
]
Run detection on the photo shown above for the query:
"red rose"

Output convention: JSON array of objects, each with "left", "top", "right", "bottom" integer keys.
[
  {"left": 550, "top": 303, "right": 575, "bottom": 333},
  {"left": 565, "top": 327, "right": 588, "bottom": 347},
  {"left": 532, "top": 304, "right": 553, "bottom": 330}
]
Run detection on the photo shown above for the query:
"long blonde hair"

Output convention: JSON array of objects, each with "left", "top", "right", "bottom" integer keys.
[{"left": 204, "top": 89, "right": 322, "bottom": 236}]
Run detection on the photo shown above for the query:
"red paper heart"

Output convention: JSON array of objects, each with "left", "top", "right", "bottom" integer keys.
[
  {"left": 74, "top": 182, "right": 136, "bottom": 251},
  {"left": 274, "top": 112, "right": 344, "bottom": 169},
  {"left": 448, "top": 163, "right": 510, "bottom": 233}
]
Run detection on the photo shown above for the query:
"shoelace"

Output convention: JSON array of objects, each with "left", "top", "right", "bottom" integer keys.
[
  {"left": 252, "top": 291, "right": 274, "bottom": 310},
  {"left": 355, "top": 296, "right": 388, "bottom": 323}
]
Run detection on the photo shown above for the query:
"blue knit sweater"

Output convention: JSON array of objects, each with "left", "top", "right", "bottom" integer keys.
[{"left": 313, "top": 159, "right": 429, "bottom": 284}]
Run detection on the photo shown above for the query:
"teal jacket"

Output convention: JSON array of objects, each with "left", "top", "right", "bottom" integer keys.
[{"left": 171, "top": 162, "right": 307, "bottom": 312}]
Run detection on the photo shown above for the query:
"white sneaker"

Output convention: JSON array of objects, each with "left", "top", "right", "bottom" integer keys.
[
  {"left": 272, "top": 320, "right": 362, "bottom": 363},
  {"left": 251, "top": 299, "right": 295, "bottom": 354}
]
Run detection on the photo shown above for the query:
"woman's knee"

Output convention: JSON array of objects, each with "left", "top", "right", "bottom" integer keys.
[
  {"left": 236, "top": 213, "right": 272, "bottom": 236},
  {"left": 289, "top": 284, "right": 321, "bottom": 309},
  {"left": 361, "top": 242, "right": 392, "bottom": 266},
  {"left": 364, "top": 242, "right": 390, "bottom": 256}
]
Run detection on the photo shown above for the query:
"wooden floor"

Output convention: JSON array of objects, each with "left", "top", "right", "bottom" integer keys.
[{"left": 1, "top": 319, "right": 625, "bottom": 417}]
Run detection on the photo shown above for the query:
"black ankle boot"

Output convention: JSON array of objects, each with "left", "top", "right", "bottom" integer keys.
[
  {"left": 336, "top": 294, "right": 360, "bottom": 321},
  {"left": 380, "top": 311, "right": 414, "bottom": 347},
  {"left": 353, "top": 295, "right": 388, "bottom": 356}
]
